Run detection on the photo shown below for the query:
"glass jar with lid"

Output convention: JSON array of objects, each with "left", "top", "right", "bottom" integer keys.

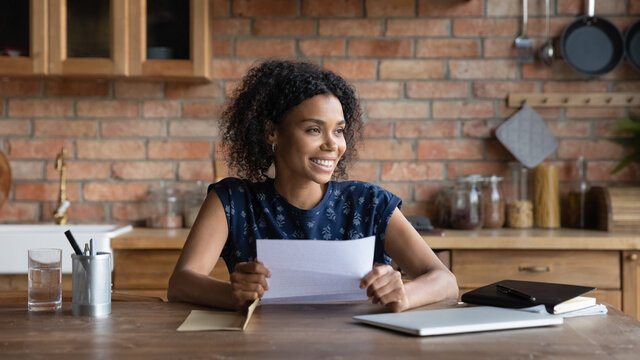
[
  {"left": 505, "top": 162, "right": 533, "bottom": 228},
  {"left": 145, "top": 182, "right": 183, "bottom": 228},
  {"left": 183, "top": 180, "right": 208, "bottom": 228},
  {"left": 483, "top": 175, "right": 505, "bottom": 228},
  {"left": 450, "top": 175, "right": 484, "bottom": 230},
  {"left": 434, "top": 186, "right": 453, "bottom": 228}
]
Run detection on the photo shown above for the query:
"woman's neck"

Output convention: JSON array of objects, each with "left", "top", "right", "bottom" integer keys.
[{"left": 273, "top": 177, "right": 327, "bottom": 210}]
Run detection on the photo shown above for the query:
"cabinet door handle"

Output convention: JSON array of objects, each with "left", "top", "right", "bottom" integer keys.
[
  {"left": 518, "top": 266, "right": 550, "bottom": 272},
  {"left": 629, "top": 253, "right": 638, "bottom": 261}
]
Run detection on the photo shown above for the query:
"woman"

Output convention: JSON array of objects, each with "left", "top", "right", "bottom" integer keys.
[{"left": 168, "top": 60, "right": 458, "bottom": 312}]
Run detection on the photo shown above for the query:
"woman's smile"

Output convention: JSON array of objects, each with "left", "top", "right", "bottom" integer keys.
[{"left": 310, "top": 158, "right": 336, "bottom": 169}]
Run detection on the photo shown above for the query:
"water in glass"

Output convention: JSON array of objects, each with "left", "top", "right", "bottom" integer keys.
[{"left": 28, "top": 249, "right": 62, "bottom": 311}]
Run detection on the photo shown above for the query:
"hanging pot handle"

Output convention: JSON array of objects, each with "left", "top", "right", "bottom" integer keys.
[
  {"left": 587, "top": 0, "right": 595, "bottom": 17},
  {"left": 522, "top": 0, "right": 528, "bottom": 36}
]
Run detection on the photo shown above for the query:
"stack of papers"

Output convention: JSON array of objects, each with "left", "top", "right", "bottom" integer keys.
[
  {"left": 256, "top": 236, "right": 375, "bottom": 304},
  {"left": 518, "top": 297, "right": 607, "bottom": 318},
  {"left": 550, "top": 296, "right": 596, "bottom": 313}
]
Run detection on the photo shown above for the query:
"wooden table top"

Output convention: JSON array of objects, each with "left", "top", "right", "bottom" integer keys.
[
  {"left": 1, "top": 299, "right": 639, "bottom": 359},
  {"left": 111, "top": 227, "right": 640, "bottom": 251}
]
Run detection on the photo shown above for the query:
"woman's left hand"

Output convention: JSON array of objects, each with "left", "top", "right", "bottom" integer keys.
[{"left": 360, "top": 264, "right": 409, "bottom": 312}]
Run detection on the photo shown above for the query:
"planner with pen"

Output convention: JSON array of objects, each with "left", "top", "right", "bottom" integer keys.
[{"left": 461, "top": 280, "right": 595, "bottom": 314}]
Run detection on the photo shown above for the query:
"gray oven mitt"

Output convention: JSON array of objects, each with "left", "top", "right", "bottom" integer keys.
[{"left": 495, "top": 104, "right": 557, "bottom": 168}]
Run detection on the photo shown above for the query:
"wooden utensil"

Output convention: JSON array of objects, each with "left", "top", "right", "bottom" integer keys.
[
  {"left": 534, "top": 163, "right": 560, "bottom": 228},
  {"left": 0, "top": 150, "right": 11, "bottom": 211}
]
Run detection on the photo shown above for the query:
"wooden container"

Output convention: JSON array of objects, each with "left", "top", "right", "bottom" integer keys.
[
  {"left": 534, "top": 163, "right": 561, "bottom": 228},
  {"left": 0, "top": 150, "right": 11, "bottom": 211},
  {"left": 589, "top": 187, "right": 640, "bottom": 232}
]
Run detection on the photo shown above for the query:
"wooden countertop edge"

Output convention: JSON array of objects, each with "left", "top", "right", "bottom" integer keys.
[
  {"left": 111, "top": 228, "right": 640, "bottom": 250},
  {"left": 111, "top": 237, "right": 187, "bottom": 249},
  {"left": 426, "top": 238, "right": 640, "bottom": 250}
]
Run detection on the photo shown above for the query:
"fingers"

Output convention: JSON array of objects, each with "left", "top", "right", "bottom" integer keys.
[
  {"left": 360, "top": 264, "right": 394, "bottom": 289},
  {"left": 231, "top": 260, "right": 271, "bottom": 310},
  {"left": 234, "top": 260, "right": 271, "bottom": 277},
  {"left": 374, "top": 280, "right": 405, "bottom": 305},
  {"left": 231, "top": 276, "right": 268, "bottom": 292},
  {"left": 386, "top": 300, "right": 406, "bottom": 313},
  {"left": 366, "top": 269, "right": 401, "bottom": 301},
  {"left": 229, "top": 273, "right": 269, "bottom": 291},
  {"left": 360, "top": 265, "right": 407, "bottom": 311}
]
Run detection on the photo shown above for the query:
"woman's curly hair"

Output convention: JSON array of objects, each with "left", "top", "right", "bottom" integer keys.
[{"left": 220, "top": 60, "right": 363, "bottom": 182}]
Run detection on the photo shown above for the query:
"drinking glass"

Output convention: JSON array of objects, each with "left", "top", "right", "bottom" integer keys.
[{"left": 28, "top": 248, "right": 62, "bottom": 311}]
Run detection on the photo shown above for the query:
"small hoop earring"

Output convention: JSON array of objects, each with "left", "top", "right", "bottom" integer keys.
[{"left": 272, "top": 143, "right": 276, "bottom": 152}]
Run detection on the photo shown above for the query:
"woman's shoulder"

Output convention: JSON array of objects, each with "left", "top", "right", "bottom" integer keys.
[
  {"left": 332, "top": 180, "right": 395, "bottom": 198},
  {"left": 208, "top": 177, "right": 270, "bottom": 195},
  {"left": 331, "top": 180, "right": 401, "bottom": 219}
]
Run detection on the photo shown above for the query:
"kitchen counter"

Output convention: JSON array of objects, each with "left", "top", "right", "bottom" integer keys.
[
  {"left": 429, "top": 228, "right": 640, "bottom": 250},
  {"left": 110, "top": 228, "right": 640, "bottom": 320},
  {"left": 111, "top": 227, "right": 190, "bottom": 249},
  {"left": 111, "top": 227, "right": 640, "bottom": 250}
]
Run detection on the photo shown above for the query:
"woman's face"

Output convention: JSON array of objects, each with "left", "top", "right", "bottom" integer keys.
[{"left": 270, "top": 94, "right": 347, "bottom": 185}]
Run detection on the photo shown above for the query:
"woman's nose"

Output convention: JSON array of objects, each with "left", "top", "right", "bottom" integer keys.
[{"left": 322, "top": 133, "right": 338, "bottom": 151}]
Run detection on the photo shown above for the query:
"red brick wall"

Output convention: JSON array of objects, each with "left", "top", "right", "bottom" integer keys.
[{"left": 1, "top": 0, "right": 639, "bottom": 223}]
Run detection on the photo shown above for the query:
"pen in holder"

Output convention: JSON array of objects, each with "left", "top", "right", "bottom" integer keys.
[{"left": 71, "top": 252, "right": 111, "bottom": 317}]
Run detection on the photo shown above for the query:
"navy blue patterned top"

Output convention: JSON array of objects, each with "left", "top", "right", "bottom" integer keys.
[{"left": 210, "top": 177, "right": 402, "bottom": 273}]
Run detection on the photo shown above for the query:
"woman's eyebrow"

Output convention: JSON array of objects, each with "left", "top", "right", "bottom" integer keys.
[{"left": 303, "top": 118, "right": 346, "bottom": 125}]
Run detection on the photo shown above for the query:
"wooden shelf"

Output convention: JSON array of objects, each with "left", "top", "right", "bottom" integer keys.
[{"left": 508, "top": 93, "right": 640, "bottom": 108}]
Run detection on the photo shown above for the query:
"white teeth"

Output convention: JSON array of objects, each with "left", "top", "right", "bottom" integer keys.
[{"left": 312, "top": 159, "right": 333, "bottom": 166}]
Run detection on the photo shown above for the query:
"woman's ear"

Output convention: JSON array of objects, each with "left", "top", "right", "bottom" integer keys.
[{"left": 265, "top": 121, "right": 278, "bottom": 145}]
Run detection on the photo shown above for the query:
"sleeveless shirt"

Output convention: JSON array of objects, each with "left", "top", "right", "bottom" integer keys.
[{"left": 210, "top": 177, "right": 402, "bottom": 272}]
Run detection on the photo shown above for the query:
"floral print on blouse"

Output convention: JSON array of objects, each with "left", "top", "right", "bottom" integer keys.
[{"left": 210, "top": 177, "right": 402, "bottom": 273}]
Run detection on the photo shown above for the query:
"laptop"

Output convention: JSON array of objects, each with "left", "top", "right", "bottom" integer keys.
[{"left": 353, "top": 306, "right": 563, "bottom": 336}]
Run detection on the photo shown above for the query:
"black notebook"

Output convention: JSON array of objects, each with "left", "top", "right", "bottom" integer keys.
[{"left": 461, "top": 280, "right": 595, "bottom": 314}]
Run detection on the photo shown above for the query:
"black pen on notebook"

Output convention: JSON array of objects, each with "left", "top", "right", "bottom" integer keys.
[{"left": 496, "top": 284, "right": 536, "bottom": 303}]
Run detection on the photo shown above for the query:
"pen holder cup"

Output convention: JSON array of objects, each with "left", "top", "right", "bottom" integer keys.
[{"left": 71, "top": 252, "right": 111, "bottom": 317}]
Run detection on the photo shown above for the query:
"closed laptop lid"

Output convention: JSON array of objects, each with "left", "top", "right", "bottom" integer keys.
[{"left": 353, "top": 306, "right": 563, "bottom": 336}]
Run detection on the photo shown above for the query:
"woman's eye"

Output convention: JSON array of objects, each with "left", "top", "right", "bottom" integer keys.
[
  {"left": 307, "top": 128, "right": 321, "bottom": 134},
  {"left": 335, "top": 128, "right": 345, "bottom": 135}
]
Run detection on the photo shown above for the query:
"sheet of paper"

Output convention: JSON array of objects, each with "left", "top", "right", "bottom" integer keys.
[
  {"left": 256, "top": 236, "right": 375, "bottom": 304},
  {"left": 517, "top": 303, "right": 608, "bottom": 318},
  {"left": 176, "top": 298, "right": 259, "bottom": 332},
  {"left": 559, "top": 304, "right": 608, "bottom": 318}
]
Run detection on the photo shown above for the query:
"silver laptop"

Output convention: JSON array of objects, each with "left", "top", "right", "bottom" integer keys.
[{"left": 353, "top": 306, "right": 564, "bottom": 336}]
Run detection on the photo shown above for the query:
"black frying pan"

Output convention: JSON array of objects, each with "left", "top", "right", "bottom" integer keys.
[
  {"left": 561, "top": 0, "right": 624, "bottom": 76},
  {"left": 626, "top": 19, "right": 640, "bottom": 72}
]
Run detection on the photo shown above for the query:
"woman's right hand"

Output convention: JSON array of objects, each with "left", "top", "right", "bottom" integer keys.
[{"left": 230, "top": 259, "right": 271, "bottom": 311}]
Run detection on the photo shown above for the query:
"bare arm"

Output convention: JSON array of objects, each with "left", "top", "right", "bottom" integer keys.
[
  {"left": 360, "top": 208, "right": 458, "bottom": 312},
  {"left": 167, "top": 190, "right": 269, "bottom": 310}
]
